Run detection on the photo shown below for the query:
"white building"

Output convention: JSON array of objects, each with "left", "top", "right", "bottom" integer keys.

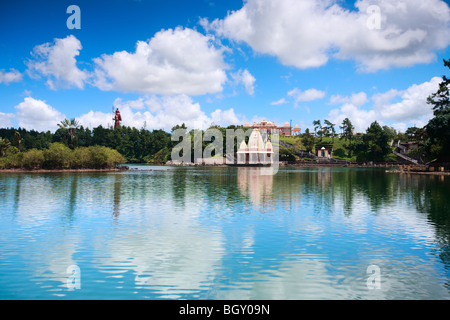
[{"left": 237, "top": 129, "right": 274, "bottom": 165}]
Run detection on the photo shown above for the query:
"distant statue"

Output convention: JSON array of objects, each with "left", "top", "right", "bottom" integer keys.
[{"left": 113, "top": 108, "right": 122, "bottom": 129}]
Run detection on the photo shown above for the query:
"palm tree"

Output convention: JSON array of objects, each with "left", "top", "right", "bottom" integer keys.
[
  {"left": 14, "top": 131, "right": 22, "bottom": 151},
  {"left": 324, "top": 120, "right": 336, "bottom": 143},
  {"left": 340, "top": 118, "right": 354, "bottom": 143},
  {"left": 58, "top": 118, "right": 80, "bottom": 148},
  {"left": 0, "top": 137, "right": 11, "bottom": 157},
  {"left": 313, "top": 120, "right": 321, "bottom": 137}
]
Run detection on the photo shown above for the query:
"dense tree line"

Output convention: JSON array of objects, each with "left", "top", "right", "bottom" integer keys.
[
  {"left": 0, "top": 125, "right": 172, "bottom": 164},
  {"left": 0, "top": 121, "right": 419, "bottom": 166}
]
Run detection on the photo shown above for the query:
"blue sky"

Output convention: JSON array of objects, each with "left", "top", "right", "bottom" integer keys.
[{"left": 1, "top": 0, "right": 449, "bottom": 133}]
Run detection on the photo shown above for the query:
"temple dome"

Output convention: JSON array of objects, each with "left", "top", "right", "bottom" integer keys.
[
  {"left": 238, "top": 140, "right": 247, "bottom": 151},
  {"left": 265, "top": 140, "right": 272, "bottom": 151},
  {"left": 248, "top": 129, "right": 265, "bottom": 150}
]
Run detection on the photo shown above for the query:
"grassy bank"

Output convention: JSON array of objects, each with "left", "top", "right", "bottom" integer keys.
[{"left": 0, "top": 142, "right": 126, "bottom": 170}]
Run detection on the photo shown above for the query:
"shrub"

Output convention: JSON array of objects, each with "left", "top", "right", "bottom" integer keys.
[
  {"left": 88, "top": 146, "right": 109, "bottom": 168},
  {"left": 1, "top": 152, "right": 24, "bottom": 168},
  {"left": 87, "top": 146, "right": 125, "bottom": 169},
  {"left": 22, "top": 149, "right": 44, "bottom": 169},
  {"left": 333, "top": 148, "right": 346, "bottom": 158},
  {"left": 104, "top": 148, "right": 126, "bottom": 167},
  {"left": 147, "top": 147, "right": 170, "bottom": 164},
  {"left": 43, "top": 143, "right": 72, "bottom": 169},
  {"left": 71, "top": 147, "right": 90, "bottom": 168},
  {"left": 0, "top": 142, "right": 125, "bottom": 170}
]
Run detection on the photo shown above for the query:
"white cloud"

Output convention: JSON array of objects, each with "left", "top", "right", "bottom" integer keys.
[
  {"left": 374, "top": 77, "right": 442, "bottom": 124},
  {"left": 0, "top": 69, "right": 22, "bottom": 84},
  {"left": 328, "top": 103, "right": 377, "bottom": 133},
  {"left": 328, "top": 77, "right": 441, "bottom": 132},
  {"left": 345, "top": 0, "right": 450, "bottom": 72},
  {"left": 78, "top": 95, "right": 242, "bottom": 131},
  {"left": 14, "top": 97, "right": 66, "bottom": 132},
  {"left": 93, "top": 27, "right": 228, "bottom": 95},
  {"left": 330, "top": 92, "right": 368, "bottom": 107},
  {"left": 288, "top": 88, "right": 326, "bottom": 105},
  {"left": 230, "top": 69, "right": 256, "bottom": 95},
  {"left": 77, "top": 110, "right": 113, "bottom": 130},
  {"left": 210, "top": 108, "right": 241, "bottom": 126},
  {"left": 203, "top": 0, "right": 450, "bottom": 71},
  {"left": 114, "top": 97, "right": 146, "bottom": 110},
  {"left": 27, "top": 35, "right": 89, "bottom": 89},
  {"left": 0, "top": 112, "right": 14, "bottom": 128},
  {"left": 270, "top": 98, "right": 287, "bottom": 105}
]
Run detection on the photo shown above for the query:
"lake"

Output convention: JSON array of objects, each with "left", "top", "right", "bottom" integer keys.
[{"left": 0, "top": 165, "right": 449, "bottom": 299}]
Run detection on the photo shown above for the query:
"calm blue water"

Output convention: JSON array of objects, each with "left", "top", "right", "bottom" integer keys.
[{"left": 0, "top": 166, "right": 449, "bottom": 299}]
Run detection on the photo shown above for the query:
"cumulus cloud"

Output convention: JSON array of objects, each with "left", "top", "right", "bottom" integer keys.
[
  {"left": 93, "top": 27, "right": 229, "bottom": 95},
  {"left": 329, "top": 92, "right": 368, "bottom": 107},
  {"left": 78, "top": 95, "right": 242, "bottom": 131},
  {"left": 0, "top": 112, "right": 14, "bottom": 128},
  {"left": 328, "top": 103, "right": 378, "bottom": 133},
  {"left": 26, "top": 35, "right": 89, "bottom": 89},
  {"left": 270, "top": 88, "right": 326, "bottom": 108},
  {"left": 0, "top": 69, "right": 22, "bottom": 84},
  {"left": 14, "top": 97, "right": 66, "bottom": 132},
  {"left": 374, "top": 77, "right": 442, "bottom": 124},
  {"left": 230, "top": 69, "right": 256, "bottom": 95},
  {"left": 288, "top": 88, "right": 326, "bottom": 102},
  {"left": 203, "top": 0, "right": 450, "bottom": 71},
  {"left": 328, "top": 77, "right": 442, "bottom": 132}
]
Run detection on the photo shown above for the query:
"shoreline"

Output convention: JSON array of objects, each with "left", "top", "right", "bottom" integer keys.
[
  {"left": 386, "top": 170, "right": 450, "bottom": 176},
  {"left": 0, "top": 167, "right": 129, "bottom": 174},
  {"left": 163, "top": 162, "right": 405, "bottom": 168},
  {"left": 1, "top": 165, "right": 448, "bottom": 176}
]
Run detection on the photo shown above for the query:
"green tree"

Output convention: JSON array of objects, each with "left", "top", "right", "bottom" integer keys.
[
  {"left": 0, "top": 137, "right": 11, "bottom": 156},
  {"left": 427, "top": 58, "right": 450, "bottom": 115},
  {"left": 405, "top": 126, "right": 420, "bottom": 140},
  {"left": 301, "top": 128, "right": 315, "bottom": 153},
  {"left": 324, "top": 119, "right": 336, "bottom": 142},
  {"left": 171, "top": 123, "right": 187, "bottom": 133},
  {"left": 426, "top": 58, "right": 450, "bottom": 159},
  {"left": 340, "top": 118, "right": 355, "bottom": 143},
  {"left": 57, "top": 118, "right": 81, "bottom": 149},
  {"left": 382, "top": 125, "right": 397, "bottom": 143},
  {"left": 313, "top": 120, "right": 321, "bottom": 137},
  {"left": 14, "top": 131, "right": 23, "bottom": 151},
  {"left": 356, "top": 121, "right": 391, "bottom": 162}
]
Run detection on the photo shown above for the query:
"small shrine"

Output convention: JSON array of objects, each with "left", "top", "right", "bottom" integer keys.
[{"left": 237, "top": 129, "right": 274, "bottom": 165}]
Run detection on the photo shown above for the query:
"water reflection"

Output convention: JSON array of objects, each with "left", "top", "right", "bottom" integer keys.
[
  {"left": 0, "top": 168, "right": 449, "bottom": 299},
  {"left": 113, "top": 173, "right": 122, "bottom": 219},
  {"left": 237, "top": 167, "right": 274, "bottom": 210},
  {"left": 67, "top": 175, "right": 79, "bottom": 223}
]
